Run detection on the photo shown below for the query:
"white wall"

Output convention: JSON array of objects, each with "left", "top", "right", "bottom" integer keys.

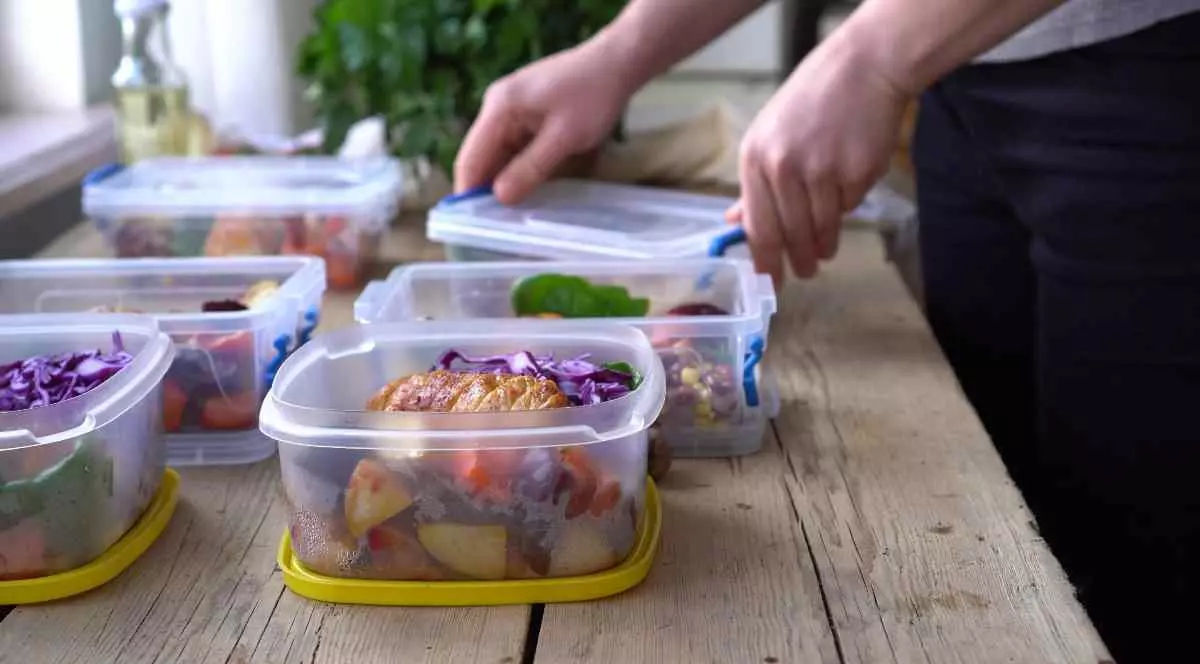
[
  {"left": 673, "top": 1, "right": 781, "bottom": 76},
  {"left": 0, "top": 0, "right": 85, "bottom": 111},
  {"left": 169, "top": 0, "right": 319, "bottom": 138}
]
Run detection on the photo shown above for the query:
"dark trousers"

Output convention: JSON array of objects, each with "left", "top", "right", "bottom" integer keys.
[{"left": 914, "top": 13, "right": 1200, "bottom": 663}]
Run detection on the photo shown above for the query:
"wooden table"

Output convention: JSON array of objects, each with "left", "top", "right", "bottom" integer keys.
[{"left": 0, "top": 218, "right": 1110, "bottom": 663}]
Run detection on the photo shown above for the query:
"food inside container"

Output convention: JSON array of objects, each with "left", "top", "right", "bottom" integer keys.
[
  {"left": 428, "top": 180, "right": 751, "bottom": 263},
  {"left": 0, "top": 257, "right": 326, "bottom": 466},
  {"left": 260, "top": 321, "right": 664, "bottom": 581},
  {"left": 0, "top": 315, "right": 174, "bottom": 580},
  {"left": 82, "top": 157, "right": 403, "bottom": 289},
  {"left": 353, "top": 259, "right": 777, "bottom": 457}
]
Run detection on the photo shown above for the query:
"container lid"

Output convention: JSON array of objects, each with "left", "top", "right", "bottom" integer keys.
[
  {"left": 83, "top": 156, "right": 404, "bottom": 228},
  {"left": 277, "top": 475, "right": 659, "bottom": 606},
  {"left": 0, "top": 314, "right": 175, "bottom": 450},
  {"left": 259, "top": 321, "right": 666, "bottom": 451},
  {"left": 427, "top": 180, "right": 747, "bottom": 261},
  {"left": 0, "top": 255, "right": 326, "bottom": 335},
  {"left": 0, "top": 468, "right": 180, "bottom": 604}
]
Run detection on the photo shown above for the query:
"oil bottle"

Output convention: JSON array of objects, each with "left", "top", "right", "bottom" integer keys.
[{"left": 111, "top": 0, "right": 191, "bottom": 163}]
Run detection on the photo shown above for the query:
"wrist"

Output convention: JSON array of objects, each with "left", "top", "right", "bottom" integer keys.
[
  {"left": 586, "top": 20, "right": 665, "bottom": 100},
  {"left": 834, "top": 6, "right": 935, "bottom": 97}
]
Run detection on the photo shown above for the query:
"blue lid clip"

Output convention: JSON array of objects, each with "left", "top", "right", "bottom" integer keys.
[{"left": 742, "top": 335, "right": 765, "bottom": 408}]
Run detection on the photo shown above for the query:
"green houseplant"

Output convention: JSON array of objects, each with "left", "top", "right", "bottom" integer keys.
[{"left": 298, "top": 0, "right": 626, "bottom": 175}]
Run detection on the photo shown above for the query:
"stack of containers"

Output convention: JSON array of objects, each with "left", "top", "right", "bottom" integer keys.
[
  {"left": 259, "top": 321, "right": 665, "bottom": 605},
  {"left": 0, "top": 315, "right": 177, "bottom": 603},
  {"left": 0, "top": 256, "right": 327, "bottom": 466},
  {"left": 354, "top": 258, "right": 778, "bottom": 457},
  {"left": 419, "top": 179, "right": 778, "bottom": 457},
  {"left": 82, "top": 156, "right": 404, "bottom": 290}
]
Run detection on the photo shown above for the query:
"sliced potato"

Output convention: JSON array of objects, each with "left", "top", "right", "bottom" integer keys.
[
  {"left": 366, "top": 524, "right": 444, "bottom": 581},
  {"left": 417, "top": 523, "right": 507, "bottom": 580},
  {"left": 549, "top": 521, "right": 618, "bottom": 577},
  {"left": 344, "top": 459, "right": 414, "bottom": 537}
]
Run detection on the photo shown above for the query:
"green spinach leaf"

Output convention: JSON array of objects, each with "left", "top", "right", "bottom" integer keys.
[{"left": 512, "top": 274, "right": 650, "bottom": 319}]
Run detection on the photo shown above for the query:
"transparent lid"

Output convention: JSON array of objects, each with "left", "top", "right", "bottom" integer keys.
[
  {"left": 0, "top": 314, "right": 174, "bottom": 450},
  {"left": 259, "top": 321, "right": 666, "bottom": 451},
  {"left": 83, "top": 156, "right": 404, "bottom": 226},
  {"left": 0, "top": 256, "right": 326, "bottom": 335},
  {"left": 427, "top": 180, "right": 741, "bottom": 260}
]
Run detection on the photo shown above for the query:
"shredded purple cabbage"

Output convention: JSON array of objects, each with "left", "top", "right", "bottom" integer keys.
[
  {"left": 0, "top": 332, "right": 133, "bottom": 412},
  {"left": 434, "top": 349, "right": 636, "bottom": 406}
]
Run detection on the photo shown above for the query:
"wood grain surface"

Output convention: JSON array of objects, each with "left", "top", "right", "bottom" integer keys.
[{"left": 0, "top": 219, "right": 1110, "bottom": 663}]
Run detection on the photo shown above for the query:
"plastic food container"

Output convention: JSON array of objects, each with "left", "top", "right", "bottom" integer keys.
[
  {"left": 82, "top": 156, "right": 403, "bottom": 290},
  {"left": 0, "top": 314, "right": 174, "bottom": 583},
  {"left": 260, "top": 321, "right": 665, "bottom": 586},
  {"left": 354, "top": 259, "right": 778, "bottom": 457},
  {"left": 0, "top": 256, "right": 327, "bottom": 466},
  {"left": 427, "top": 180, "right": 753, "bottom": 263}
]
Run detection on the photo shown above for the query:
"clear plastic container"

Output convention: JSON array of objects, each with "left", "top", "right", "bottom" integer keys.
[
  {"left": 353, "top": 259, "right": 778, "bottom": 457},
  {"left": 259, "top": 321, "right": 665, "bottom": 582},
  {"left": 0, "top": 314, "right": 174, "bottom": 581},
  {"left": 427, "top": 180, "right": 752, "bottom": 262},
  {"left": 82, "top": 156, "right": 403, "bottom": 289},
  {"left": 0, "top": 256, "right": 327, "bottom": 466}
]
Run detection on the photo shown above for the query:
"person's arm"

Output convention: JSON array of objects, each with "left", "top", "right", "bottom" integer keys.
[
  {"left": 841, "top": 0, "right": 1064, "bottom": 94},
  {"left": 455, "top": 0, "right": 764, "bottom": 201},
  {"left": 729, "top": 0, "right": 1066, "bottom": 283},
  {"left": 594, "top": 0, "right": 768, "bottom": 95}
]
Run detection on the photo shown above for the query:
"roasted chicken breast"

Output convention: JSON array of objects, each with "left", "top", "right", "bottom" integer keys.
[{"left": 366, "top": 370, "right": 570, "bottom": 413}]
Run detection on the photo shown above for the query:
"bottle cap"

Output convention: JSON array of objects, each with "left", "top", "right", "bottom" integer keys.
[{"left": 114, "top": 0, "right": 169, "bottom": 18}]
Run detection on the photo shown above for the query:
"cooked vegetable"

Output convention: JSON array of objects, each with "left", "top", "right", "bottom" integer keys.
[
  {"left": 344, "top": 459, "right": 414, "bottom": 536},
  {"left": 667, "top": 302, "right": 730, "bottom": 316},
  {"left": 511, "top": 274, "right": 650, "bottom": 319},
  {"left": 0, "top": 333, "right": 132, "bottom": 412},
  {"left": 417, "top": 523, "right": 508, "bottom": 580},
  {"left": 434, "top": 349, "right": 639, "bottom": 406}
]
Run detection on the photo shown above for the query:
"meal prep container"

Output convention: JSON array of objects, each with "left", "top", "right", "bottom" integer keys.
[
  {"left": 82, "top": 156, "right": 403, "bottom": 290},
  {"left": 427, "top": 179, "right": 753, "bottom": 262},
  {"left": 0, "top": 256, "right": 327, "bottom": 466},
  {"left": 354, "top": 259, "right": 779, "bottom": 457},
  {"left": 0, "top": 314, "right": 174, "bottom": 584},
  {"left": 260, "top": 321, "right": 665, "bottom": 588}
]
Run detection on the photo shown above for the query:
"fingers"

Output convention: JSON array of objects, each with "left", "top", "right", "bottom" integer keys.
[
  {"left": 739, "top": 164, "right": 787, "bottom": 287},
  {"left": 809, "top": 179, "right": 842, "bottom": 260},
  {"left": 454, "top": 101, "right": 515, "bottom": 195},
  {"left": 493, "top": 119, "right": 574, "bottom": 205},
  {"left": 768, "top": 170, "right": 818, "bottom": 278},
  {"left": 724, "top": 200, "right": 743, "bottom": 225}
]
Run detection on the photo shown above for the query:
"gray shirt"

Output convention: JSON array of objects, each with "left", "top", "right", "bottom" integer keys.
[{"left": 978, "top": 1, "right": 1200, "bottom": 62}]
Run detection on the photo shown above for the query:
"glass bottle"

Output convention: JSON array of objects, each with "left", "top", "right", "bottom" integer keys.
[{"left": 111, "top": 0, "right": 190, "bottom": 163}]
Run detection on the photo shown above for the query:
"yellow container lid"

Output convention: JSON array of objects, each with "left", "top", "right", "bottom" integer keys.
[
  {"left": 278, "top": 477, "right": 662, "bottom": 606},
  {"left": 0, "top": 468, "right": 180, "bottom": 605}
]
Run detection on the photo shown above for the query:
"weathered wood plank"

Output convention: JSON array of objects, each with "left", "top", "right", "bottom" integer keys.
[
  {"left": 535, "top": 451, "right": 840, "bottom": 664},
  {"left": 769, "top": 231, "right": 1109, "bottom": 663}
]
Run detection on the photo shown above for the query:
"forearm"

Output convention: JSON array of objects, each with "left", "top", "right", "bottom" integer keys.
[
  {"left": 837, "top": 0, "right": 1064, "bottom": 94},
  {"left": 592, "top": 0, "right": 766, "bottom": 94}
]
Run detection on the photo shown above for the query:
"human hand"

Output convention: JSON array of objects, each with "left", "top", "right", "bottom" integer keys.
[
  {"left": 454, "top": 42, "right": 634, "bottom": 205},
  {"left": 728, "top": 31, "right": 911, "bottom": 284}
]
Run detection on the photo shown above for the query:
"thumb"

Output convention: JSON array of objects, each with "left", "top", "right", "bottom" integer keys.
[
  {"left": 494, "top": 120, "right": 575, "bottom": 205},
  {"left": 725, "top": 200, "right": 744, "bottom": 224}
]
